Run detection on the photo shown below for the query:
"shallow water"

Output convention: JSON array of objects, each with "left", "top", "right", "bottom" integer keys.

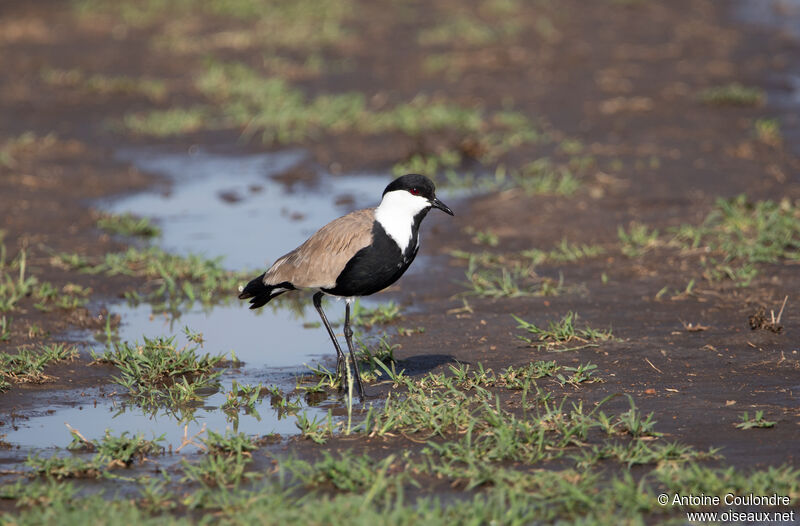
[
  {"left": 734, "top": 0, "right": 800, "bottom": 160},
  {"left": 734, "top": 0, "right": 800, "bottom": 37},
  {"left": 4, "top": 148, "right": 401, "bottom": 452},
  {"left": 110, "top": 147, "right": 391, "bottom": 270}
]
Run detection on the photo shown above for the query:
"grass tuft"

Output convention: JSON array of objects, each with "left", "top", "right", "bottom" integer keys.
[
  {"left": 0, "top": 343, "right": 78, "bottom": 388},
  {"left": 91, "top": 333, "right": 225, "bottom": 409},
  {"left": 512, "top": 312, "right": 613, "bottom": 351},
  {"left": 672, "top": 195, "right": 800, "bottom": 286},
  {"left": 698, "top": 83, "right": 764, "bottom": 107},
  {"left": 96, "top": 212, "right": 161, "bottom": 238},
  {"left": 735, "top": 410, "right": 776, "bottom": 430}
]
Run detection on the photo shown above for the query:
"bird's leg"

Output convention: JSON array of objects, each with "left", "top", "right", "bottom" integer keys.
[
  {"left": 344, "top": 299, "right": 366, "bottom": 400},
  {"left": 312, "top": 292, "right": 346, "bottom": 387}
]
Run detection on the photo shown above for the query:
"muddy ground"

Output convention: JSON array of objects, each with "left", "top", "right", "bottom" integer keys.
[{"left": 0, "top": 0, "right": 798, "bottom": 520}]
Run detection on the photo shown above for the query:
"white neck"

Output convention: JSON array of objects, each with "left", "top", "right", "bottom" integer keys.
[{"left": 374, "top": 190, "right": 430, "bottom": 252}]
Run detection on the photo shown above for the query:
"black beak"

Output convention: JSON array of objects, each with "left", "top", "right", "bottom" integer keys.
[{"left": 431, "top": 196, "right": 454, "bottom": 216}]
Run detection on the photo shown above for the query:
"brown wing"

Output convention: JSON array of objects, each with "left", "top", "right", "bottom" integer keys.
[{"left": 263, "top": 208, "right": 375, "bottom": 289}]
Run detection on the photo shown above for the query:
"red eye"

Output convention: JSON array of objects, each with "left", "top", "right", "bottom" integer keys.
[{"left": 409, "top": 188, "right": 420, "bottom": 195}]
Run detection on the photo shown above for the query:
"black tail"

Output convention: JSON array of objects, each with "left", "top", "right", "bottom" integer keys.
[{"left": 238, "top": 273, "right": 294, "bottom": 309}]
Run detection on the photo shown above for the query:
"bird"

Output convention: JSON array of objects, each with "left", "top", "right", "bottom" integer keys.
[{"left": 238, "top": 173, "right": 454, "bottom": 398}]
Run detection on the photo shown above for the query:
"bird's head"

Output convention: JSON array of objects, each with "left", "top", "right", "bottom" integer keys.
[{"left": 380, "top": 173, "right": 454, "bottom": 217}]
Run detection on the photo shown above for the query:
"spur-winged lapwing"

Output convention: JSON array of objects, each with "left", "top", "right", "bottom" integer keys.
[{"left": 238, "top": 173, "right": 453, "bottom": 398}]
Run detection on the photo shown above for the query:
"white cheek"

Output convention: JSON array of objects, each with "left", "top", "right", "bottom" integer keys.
[{"left": 375, "top": 190, "right": 430, "bottom": 252}]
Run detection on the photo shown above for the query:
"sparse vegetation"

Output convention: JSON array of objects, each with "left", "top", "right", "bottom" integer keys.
[
  {"left": 673, "top": 195, "right": 800, "bottom": 286},
  {"left": 0, "top": 244, "right": 38, "bottom": 313},
  {"left": 522, "top": 238, "right": 606, "bottom": 265},
  {"left": 96, "top": 212, "right": 161, "bottom": 238},
  {"left": 463, "top": 254, "right": 563, "bottom": 297},
  {"left": 0, "top": 315, "right": 10, "bottom": 342},
  {"left": 512, "top": 311, "right": 614, "bottom": 351},
  {"left": 51, "top": 246, "right": 251, "bottom": 310},
  {"left": 221, "top": 380, "right": 264, "bottom": 418},
  {"left": 123, "top": 107, "right": 208, "bottom": 136},
  {"left": 512, "top": 158, "right": 581, "bottom": 196},
  {"left": 699, "top": 83, "right": 764, "bottom": 106},
  {"left": 735, "top": 410, "right": 776, "bottom": 430},
  {"left": 0, "top": 343, "right": 78, "bottom": 389},
  {"left": 754, "top": 117, "right": 782, "bottom": 146},
  {"left": 41, "top": 67, "right": 168, "bottom": 101},
  {"left": 618, "top": 221, "right": 660, "bottom": 257},
  {"left": 25, "top": 454, "right": 102, "bottom": 480},
  {"left": 67, "top": 428, "right": 165, "bottom": 466},
  {"left": 418, "top": 13, "right": 521, "bottom": 47},
  {"left": 349, "top": 300, "right": 402, "bottom": 327},
  {"left": 91, "top": 333, "right": 225, "bottom": 409},
  {"left": 74, "top": 0, "right": 353, "bottom": 52}
]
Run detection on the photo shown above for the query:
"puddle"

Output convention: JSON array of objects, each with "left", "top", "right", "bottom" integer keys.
[
  {"left": 733, "top": 0, "right": 800, "bottom": 161},
  {"left": 109, "top": 147, "right": 392, "bottom": 270},
  {"left": 734, "top": 0, "right": 800, "bottom": 38},
  {"left": 4, "top": 297, "right": 352, "bottom": 452},
  {"left": 3, "top": 147, "right": 415, "bottom": 452}
]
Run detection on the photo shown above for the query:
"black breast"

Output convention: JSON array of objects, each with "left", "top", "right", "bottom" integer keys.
[{"left": 323, "top": 221, "right": 419, "bottom": 297}]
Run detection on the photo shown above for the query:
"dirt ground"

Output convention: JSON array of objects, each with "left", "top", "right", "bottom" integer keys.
[{"left": 0, "top": 0, "right": 798, "bottom": 511}]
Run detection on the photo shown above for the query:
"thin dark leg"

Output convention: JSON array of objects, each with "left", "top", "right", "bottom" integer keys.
[
  {"left": 344, "top": 301, "right": 366, "bottom": 399},
  {"left": 312, "top": 292, "right": 346, "bottom": 383}
]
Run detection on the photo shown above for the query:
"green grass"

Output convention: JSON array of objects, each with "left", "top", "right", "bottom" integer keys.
[
  {"left": 282, "top": 451, "right": 405, "bottom": 497},
  {"left": 300, "top": 334, "right": 401, "bottom": 389},
  {"left": 295, "top": 410, "right": 337, "bottom": 444},
  {"left": 31, "top": 282, "right": 91, "bottom": 312},
  {"left": 52, "top": 246, "right": 251, "bottom": 311},
  {"left": 418, "top": 14, "right": 521, "bottom": 47},
  {"left": 672, "top": 195, "right": 800, "bottom": 286},
  {"left": 122, "top": 107, "right": 208, "bottom": 137},
  {"left": 618, "top": 221, "right": 660, "bottom": 257},
  {"left": 349, "top": 300, "right": 402, "bottom": 327},
  {"left": 556, "top": 362, "right": 601, "bottom": 386},
  {"left": 463, "top": 227, "right": 499, "bottom": 247},
  {"left": 121, "top": 60, "right": 547, "bottom": 174},
  {"left": 0, "top": 343, "right": 78, "bottom": 389},
  {"left": 0, "top": 237, "right": 87, "bottom": 313},
  {"left": 202, "top": 429, "right": 264, "bottom": 457},
  {"left": 699, "top": 83, "right": 764, "bottom": 107},
  {"left": 265, "top": 384, "right": 303, "bottom": 416},
  {"left": 522, "top": 238, "right": 606, "bottom": 265},
  {"left": 616, "top": 196, "right": 800, "bottom": 286},
  {"left": 0, "top": 315, "right": 10, "bottom": 342},
  {"left": 754, "top": 117, "right": 782, "bottom": 146},
  {"left": 91, "top": 333, "right": 225, "bottom": 410},
  {"left": 3, "top": 358, "right": 796, "bottom": 524},
  {"left": 96, "top": 212, "right": 161, "bottom": 238},
  {"left": 0, "top": 132, "right": 59, "bottom": 169},
  {"left": 181, "top": 450, "right": 255, "bottom": 489},
  {"left": 13, "top": 445, "right": 788, "bottom": 525},
  {"left": 41, "top": 67, "right": 167, "bottom": 101},
  {"left": 67, "top": 428, "right": 165, "bottom": 466},
  {"left": 391, "top": 149, "right": 461, "bottom": 178},
  {"left": 511, "top": 158, "right": 581, "bottom": 196},
  {"left": 393, "top": 152, "right": 584, "bottom": 196},
  {"left": 221, "top": 380, "right": 264, "bottom": 418},
  {"left": 462, "top": 254, "right": 563, "bottom": 297},
  {"left": 75, "top": 0, "right": 353, "bottom": 52},
  {"left": 656, "top": 463, "right": 799, "bottom": 497},
  {"left": 452, "top": 238, "right": 605, "bottom": 281},
  {"left": 735, "top": 410, "right": 776, "bottom": 430},
  {"left": 24, "top": 454, "right": 102, "bottom": 480},
  {"left": 122, "top": 61, "right": 484, "bottom": 144},
  {"left": 512, "top": 311, "right": 614, "bottom": 351},
  {"left": 0, "top": 244, "right": 38, "bottom": 313}
]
